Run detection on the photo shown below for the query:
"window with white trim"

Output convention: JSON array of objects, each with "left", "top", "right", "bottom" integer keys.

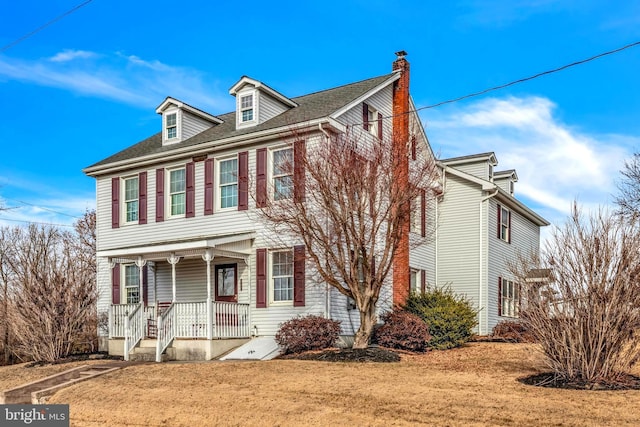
[
  {"left": 409, "top": 195, "right": 420, "bottom": 233},
  {"left": 124, "top": 264, "right": 140, "bottom": 304},
  {"left": 499, "top": 205, "right": 510, "bottom": 242},
  {"left": 166, "top": 113, "right": 177, "bottom": 139},
  {"left": 272, "top": 148, "right": 293, "bottom": 201},
  {"left": 219, "top": 157, "right": 238, "bottom": 209},
  {"left": 367, "top": 105, "right": 378, "bottom": 137},
  {"left": 271, "top": 250, "right": 293, "bottom": 302},
  {"left": 169, "top": 168, "right": 186, "bottom": 216},
  {"left": 123, "top": 176, "right": 139, "bottom": 223},
  {"left": 240, "top": 93, "right": 254, "bottom": 123},
  {"left": 410, "top": 269, "right": 419, "bottom": 293},
  {"left": 501, "top": 279, "right": 520, "bottom": 318}
]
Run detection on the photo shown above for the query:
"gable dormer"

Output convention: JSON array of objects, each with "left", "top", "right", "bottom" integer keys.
[
  {"left": 155, "top": 97, "right": 223, "bottom": 146},
  {"left": 494, "top": 170, "right": 518, "bottom": 196},
  {"left": 440, "top": 152, "right": 498, "bottom": 181},
  {"left": 229, "top": 76, "right": 297, "bottom": 130}
]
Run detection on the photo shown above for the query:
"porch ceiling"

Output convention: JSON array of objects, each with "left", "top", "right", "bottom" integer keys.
[{"left": 98, "top": 232, "right": 255, "bottom": 263}]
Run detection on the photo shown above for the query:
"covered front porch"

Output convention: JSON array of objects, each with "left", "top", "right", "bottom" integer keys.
[{"left": 98, "top": 232, "right": 256, "bottom": 362}]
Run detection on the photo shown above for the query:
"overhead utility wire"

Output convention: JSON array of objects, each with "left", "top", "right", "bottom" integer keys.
[
  {"left": 3, "top": 197, "right": 81, "bottom": 219},
  {"left": 0, "top": 0, "right": 94, "bottom": 53},
  {"left": 418, "top": 40, "right": 640, "bottom": 111},
  {"left": 0, "top": 216, "right": 74, "bottom": 228}
]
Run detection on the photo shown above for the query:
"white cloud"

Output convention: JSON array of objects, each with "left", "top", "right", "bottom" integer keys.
[
  {"left": 49, "top": 49, "right": 97, "bottom": 62},
  {"left": 0, "top": 50, "right": 231, "bottom": 111},
  {"left": 424, "top": 96, "right": 638, "bottom": 227}
]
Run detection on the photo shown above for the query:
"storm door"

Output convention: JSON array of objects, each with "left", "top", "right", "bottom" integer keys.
[{"left": 215, "top": 264, "right": 237, "bottom": 302}]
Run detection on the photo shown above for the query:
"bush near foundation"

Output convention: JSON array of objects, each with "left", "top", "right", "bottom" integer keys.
[
  {"left": 404, "top": 287, "right": 478, "bottom": 350},
  {"left": 276, "top": 315, "right": 341, "bottom": 354},
  {"left": 374, "top": 310, "right": 430, "bottom": 352},
  {"left": 492, "top": 320, "right": 536, "bottom": 343}
]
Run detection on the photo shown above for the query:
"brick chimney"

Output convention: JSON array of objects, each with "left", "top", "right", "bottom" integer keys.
[{"left": 391, "top": 50, "right": 411, "bottom": 306}]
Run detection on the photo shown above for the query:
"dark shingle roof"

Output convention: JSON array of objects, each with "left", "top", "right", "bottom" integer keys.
[{"left": 86, "top": 73, "right": 395, "bottom": 170}]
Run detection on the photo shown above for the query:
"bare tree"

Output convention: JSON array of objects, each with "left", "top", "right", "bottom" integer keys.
[
  {"left": 615, "top": 153, "right": 640, "bottom": 218},
  {"left": 256, "top": 127, "right": 439, "bottom": 348},
  {"left": 3, "top": 212, "right": 97, "bottom": 362},
  {"left": 511, "top": 205, "right": 640, "bottom": 386},
  {"left": 0, "top": 227, "right": 19, "bottom": 365}
]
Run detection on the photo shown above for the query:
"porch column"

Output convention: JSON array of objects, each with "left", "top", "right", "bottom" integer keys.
[
  {"left": 108, "top": 259, "right": 117, "bottom": 339},
  {"left": 135, "top": 256, "right": 147, "bottom": 306},
  {"left": 202, "top": 249, "right": 214, "bottom": 340},
  {"left": 167, "top": 253, "right": 181, "bottom": 302}
]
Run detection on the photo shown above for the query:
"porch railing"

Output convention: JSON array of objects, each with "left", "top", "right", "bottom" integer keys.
[
  {"left": 175, "top": 302, "right": 208, "bottom": 338},
  {"left": 156, "top": 303, "right": 176, "bottom": 362},
  {"left": 124, "top": 303, "right": 144, "bottom": 361},
  {"left": 213, "top": 301, "right": 250, "bottom": 338},
  {"left": 111, "top": 304, "right": 155, "bottom": 338}
]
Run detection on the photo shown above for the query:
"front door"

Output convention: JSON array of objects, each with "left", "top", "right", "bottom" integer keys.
[{"left": 215, "top": 264, "right": 237, "bottom": 302}]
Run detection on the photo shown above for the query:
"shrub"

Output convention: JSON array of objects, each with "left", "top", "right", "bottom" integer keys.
[
  {"left": 276, "top": 315, "right": 341, "bottom": 354},
  {"left": 373, "top": 310, "right": 430, "bottom": 352},
  {"left": 492, "top": 320, "right": 536, "bottom": 343},
  {"left": 404, "top": 287, "right": 478, "bottom": 350}
]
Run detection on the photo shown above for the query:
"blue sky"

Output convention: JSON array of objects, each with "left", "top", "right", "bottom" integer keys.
[{"left": 1, "top": 0, "right": 639, "bottom": 235}]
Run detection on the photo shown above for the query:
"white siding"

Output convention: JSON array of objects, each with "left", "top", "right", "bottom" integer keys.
[
  {"left": 452, "top": 161, "right": 490, "bottom": 180},
  {"left": 258, "top": 92, "right": 289, "bottom": 124},
  {"left": 486, "top": 198, "right": 540, "bottom": 332},
  {"left": 335, "top": 85, "right": 393, "bottom": 134},
  {"left": 182, "top": 111, "right": 213, "bottom": 141},
  {"left": 435, "top": 174, "right": 482, "bottom": 312}
]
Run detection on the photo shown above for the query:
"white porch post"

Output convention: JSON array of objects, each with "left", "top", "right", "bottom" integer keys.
[
  {"left": 136, "top": 256, "right": 147, "bottom": 306},
  {"left": 202, "top": 249, "right": 214, "bottom": 340},
  {"left": 167, "top": 253, "right": 180, "bottom": 302},
  {"left": 108, "top": 259, "right": 117, "bottom": 339}
]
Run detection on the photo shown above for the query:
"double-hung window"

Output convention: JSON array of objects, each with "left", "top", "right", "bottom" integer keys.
[
  {"left": 273, "top": 148, "right": 293, "bottom": 201},
  {"left": 272, "top": 250, "right": 293, "bottom": 302},
  {"left": 501, "top": 279, "right": 519, "bottom": 318},
  {"left": 498, "top": 205, "right": 511, "bottom": 242},
  {"left": 124, "top": 176, "right": 139, "bottom": 223},
  {"left": 166, "top": 113, "right": 177, "bottom": 139},
  {"left": 219, "top": 158, "right": 238, "bottom": 209},
  {"left": 240, "top": 94, "right": 254, "bottom": 123},
  {"left": 169, "top": 168, "right": 186, "bottom": 216},
  {"left": 124, "top": 264, "right": 140, "bottom": 304}
]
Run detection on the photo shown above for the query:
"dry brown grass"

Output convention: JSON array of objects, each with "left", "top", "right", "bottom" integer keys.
[
  {"left": 5, "top": 343, "right": 640, "bottom": 426},
  {"left": 0, "top": 360, "right": 109, "bottom": 390}
]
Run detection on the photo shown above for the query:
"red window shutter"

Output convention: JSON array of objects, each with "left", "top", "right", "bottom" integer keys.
[
  {"left": 420, "top": 189, "right": 426, "bottom": 238},
  {"left": 111, "top": 177, "right": 120, "bottom": 229},
  {"left": 256, "top": 148, "right": 267, "bottom": 208},
  {"left": 156, "top": 169, "right": 165, "bottom": 222},
  {"left": 112, "top": 264, "right": 121, "bottom": 304},
  {"left": 411, "top": 135, "right": 417, "bottom": 160},
  {"left": 139, "top": 171, "right": 147, "bottom": 224},
  {"left": 293, "top": 245, "right": 306, "bottom": 307},
  {"left": 256, "top": 248, "right": 267, "bottom": 308},
  {"left": 204, "top": 158, "right": 214, "bottom": 215},
  {"left": 421, "top": 270, "right": 426, "bottom": 293},
  {"left": 377, "top": 112, "right": 383, "bottom": 139},
  {"left": 363, "top": 103, "right": 369, "bottom": 131},
  {"left": 142, "top": 265, "right": 148, "bottom": 306},
  {"left": 294, "top": 140, "right": 305, "bottom": 203},
  {"left": 238, "top": 151, "right": 249, "bottom": 210},
  {"left": 498, "top": 277, "right": 502, "bottom": 317},
  {"left": 186, "top": 162, "right": 195, "bottom": 218},
  {"left": 497, "top": 204, "right": 501, "bottom": 239},
  {"left": 507, "top": 210, "right": 512, "bottom": 244}
]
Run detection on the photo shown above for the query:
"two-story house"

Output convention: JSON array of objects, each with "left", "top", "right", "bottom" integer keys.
[
  {"left": 84, "top": 52, "right": 437, "bottom": 361},
  {"left": 435, "top": 153, "right": 550, "bottom": 335}
]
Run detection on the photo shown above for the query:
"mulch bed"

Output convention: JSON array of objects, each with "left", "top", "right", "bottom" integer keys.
[
  {"left": 278, "top": 347, "right": 401, "bottom": 363},
  {"left": 519, "top": 372, "right": 640, "bottom": 391}
]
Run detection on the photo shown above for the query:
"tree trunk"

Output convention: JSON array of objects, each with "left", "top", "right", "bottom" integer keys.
[{"left": 353, "top": 300, "right": 377, "bottom": 349}]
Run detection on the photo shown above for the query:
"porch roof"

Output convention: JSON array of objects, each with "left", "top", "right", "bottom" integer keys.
[{"left": 98, "top": 232, "right": 256, "bottom": 263}]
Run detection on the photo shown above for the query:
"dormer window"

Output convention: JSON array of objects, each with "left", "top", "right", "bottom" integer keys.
[
  {"left": 240, "top": 94, "right": 254, "bottom": 123},
  {"left": 489, "top": 164, "right": 494, "bottom": 181},
  {"left": 166, "top": 113, "right": 178, "bottom": 140}
]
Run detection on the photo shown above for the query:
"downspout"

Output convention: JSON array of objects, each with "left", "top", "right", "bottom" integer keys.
[
  {"left": 319, "top": 122, "right": 331, "bottom": 318},
  {"left": 479, "top": 187, "right": 499, "bottom": 335}
]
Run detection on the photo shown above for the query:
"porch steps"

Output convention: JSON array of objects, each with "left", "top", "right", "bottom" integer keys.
[
  {"left": 129, "top": 339, "right": 169, "bottom": 362},
  {"left": 219, "top": 337, "right": 281, "bottom": 361},
  {"left": 1, "top": 364, "right": 121, "bottom": 404}
]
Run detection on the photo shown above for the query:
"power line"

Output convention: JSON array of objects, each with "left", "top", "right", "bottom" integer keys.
[
  {"left": 0, "top": 216, "right": 74, "bottom": 228},
  {"left": 0, "top": 0, "right": 94, "bottom": 53},
  {"left": 418, "top": 40, "right": 640, "bottom": 111},
  {"left": 2, "top": 198, "right": 81, "bottom": 219}
]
